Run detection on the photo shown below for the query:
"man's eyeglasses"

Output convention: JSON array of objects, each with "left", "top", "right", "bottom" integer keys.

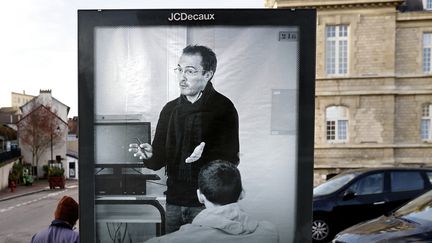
[{"left": 174, "top": 67, "right": 204, "bottom": 78}]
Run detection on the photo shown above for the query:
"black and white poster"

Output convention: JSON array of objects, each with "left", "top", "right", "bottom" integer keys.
[{"left": 79, "top": 9, "right": 315, "bottom": 243}]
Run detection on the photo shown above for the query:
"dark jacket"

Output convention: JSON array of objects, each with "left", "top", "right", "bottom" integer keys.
[
  {"left": 145, "top": 82, "right": 239, "bottom": 206},
  {"left": 30, "top": 220, "right": 79, "bottom": 243}
]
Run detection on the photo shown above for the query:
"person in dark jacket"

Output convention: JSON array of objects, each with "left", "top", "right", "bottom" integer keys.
[
  {"left": 129, "top": 45, "right": 239, "bottom": 233},
  {"left": 144, "top": 160, "right": 279, "bottom": 243},
  {"left": 30, "top": 195, "right": 79, "bottom": 243}
]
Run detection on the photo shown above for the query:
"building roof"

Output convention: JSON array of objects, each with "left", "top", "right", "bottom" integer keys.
[
  {"left": 20, "top": 90, "right": 70, "bottom": 115},
  {"left": 11, "top": 91, "right": 35, "bottom": 98},
  {"left": 399, "top": 0, "right": 424, "bottom": 11},
  {"left": 0, "top": 107, "right": 21, "bottom": 124},
  {"left": 267, "top": 0, "right": 404, "bottom": 9},
  {"left": 17, "top": 105, "right": 68, "bottom": 126},
  {"left": 52, "top": 97, "right": 70, "bottom": 114},
  {"left": 267, "top": 0, "right": 428, "bottom": 12},
  {"left": 66, "top": 150, "right": 78, "bottom": 159},
  {"left": 0, "top": 107, "right": 19, "bottom": 114},
  {"left": 0, "top": 123, "right": 17, "bottom": 140}
]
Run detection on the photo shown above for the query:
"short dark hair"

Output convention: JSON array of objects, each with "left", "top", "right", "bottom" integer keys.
[
  {"left": 182, "top": 45, "right": 217, "bottom": 75},
  {"left": 198, "top": 160, "right": 242, "bottom": 205}
]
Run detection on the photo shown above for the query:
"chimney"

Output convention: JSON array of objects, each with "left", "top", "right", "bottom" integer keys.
[{"left": 39, "top": 89, "right": 52, "bottom": 94}]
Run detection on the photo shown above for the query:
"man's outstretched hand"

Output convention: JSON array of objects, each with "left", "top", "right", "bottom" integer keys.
[
  {"left": 128, "top": 143, "right": 153, "bottom": 160},
  {"left": 185, "top": 142, "right": 205, "bottom": 163}
]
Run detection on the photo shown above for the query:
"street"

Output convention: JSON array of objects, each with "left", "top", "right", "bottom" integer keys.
[{"left": 0, "top": 185, "right": 78, "bottom": 243}]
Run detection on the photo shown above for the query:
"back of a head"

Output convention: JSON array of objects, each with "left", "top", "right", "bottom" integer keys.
[
  {"left": 54, "top": 196, "right": 79, "bottom": 226},
  {"left": 198, "top": 160, "right": 242, "bottom": 205}
]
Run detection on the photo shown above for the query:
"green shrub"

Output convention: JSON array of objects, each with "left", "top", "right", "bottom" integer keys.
[
  {"left": 48, "top": 167, "right": 64, "bottom": 177},
  {"left": 9, "top": 162, "right": 22, "bottom": 182},
  {"left": 8, "top": 171, "right": 19, "bottom": 181}
]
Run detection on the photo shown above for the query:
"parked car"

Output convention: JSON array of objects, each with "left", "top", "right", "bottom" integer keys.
[
  {"left": 333, "top": 189, "right": 432, "bottom": 242},
  {"left": 312, "top": 167, "right": 432, "bottom": 242}
]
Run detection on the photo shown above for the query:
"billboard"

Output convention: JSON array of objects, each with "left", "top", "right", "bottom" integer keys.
[{"left": 79, "top": 9, "right": 315, "bottom": 242}]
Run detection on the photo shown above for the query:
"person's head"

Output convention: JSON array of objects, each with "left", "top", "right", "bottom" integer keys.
[
  {"left": 197, "top": 160, "right": 243, "bottom": 206},
  {"left": 54, "top": 196, "right": 79, "bottom": 226},
  {"left": 176, "top": 45, "right": 217, "bottom": 101}
]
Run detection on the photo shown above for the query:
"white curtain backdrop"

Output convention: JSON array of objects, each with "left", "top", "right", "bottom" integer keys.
[{"left": 95, "top": 25, "right": 299, "bottom": 243}]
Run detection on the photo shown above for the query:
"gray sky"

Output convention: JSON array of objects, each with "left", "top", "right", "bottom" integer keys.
[{"left": 0, "top": 0, "right": 264, "bottom": 117}]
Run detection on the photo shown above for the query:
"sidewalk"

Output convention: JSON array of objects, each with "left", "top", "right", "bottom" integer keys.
[{"left": 0, "top": 179, "right": 78, "bottom": 202}]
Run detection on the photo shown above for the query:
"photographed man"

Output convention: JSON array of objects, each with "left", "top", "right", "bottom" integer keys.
[
  {"left": 129, "top": 45, "right": 239, "bottom": 233},
  {"left": 144, "top": 160, "right": 279, "bottom": 243}
]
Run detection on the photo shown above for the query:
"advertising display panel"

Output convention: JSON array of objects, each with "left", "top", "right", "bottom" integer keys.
[{"left": 78, "top": 9, "right": 315, "bottom": 242}]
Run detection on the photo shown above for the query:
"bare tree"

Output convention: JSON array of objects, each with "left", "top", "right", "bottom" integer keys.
[{"left": 17, "top": 102, "right": 65, "bottom": 178}]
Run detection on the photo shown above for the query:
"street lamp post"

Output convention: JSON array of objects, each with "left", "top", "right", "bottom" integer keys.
[
  {"left": 50, "top": 126, "right": 60, "bottom": 163},
  {"left": 50, "top": 132, "right": 53, "bottom": 163}
]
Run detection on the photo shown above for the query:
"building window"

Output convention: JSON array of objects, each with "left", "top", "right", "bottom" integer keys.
[
  {"left": 391, "top": 172, "right": 424, "bottom": 192},
  {"left": 421, "top": 104, "right": 432, "bottom": 140},
  {"left": 425, "top": 0, "right": 432, "bottom": 9},
  {"left": 326, "top": 25, "right": 348, "bottom": 75},
  {"left": 326, "top": 106, "right": 348, "bottom": 142},
  {"left": 424, "top": 33, "right": 432, "bottom": 73},
  {"left": 348, "top": 173, "right": 384, "bottom": 195}
]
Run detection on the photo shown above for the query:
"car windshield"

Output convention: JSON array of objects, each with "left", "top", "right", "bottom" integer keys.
[
  {"left": 313, "top": 173, "right": 357, "bottom": 196},
  {"left": 393, "top": 190, "right": 432, "bottom": 223}
]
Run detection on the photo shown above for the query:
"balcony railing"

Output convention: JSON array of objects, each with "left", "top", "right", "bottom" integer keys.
[{"left": 0, "top": 149, "right": 21, "bottom": 165}]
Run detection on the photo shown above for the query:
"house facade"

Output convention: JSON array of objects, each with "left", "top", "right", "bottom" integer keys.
[
  {"left": 266, "top": 0, "right": 432, "bottom": 185},
  {"left": 67, "top": 116, "right": 79, "bottom": 179},
  {"left": 17, "top": 90, "right": 69, "bottom": 178}
]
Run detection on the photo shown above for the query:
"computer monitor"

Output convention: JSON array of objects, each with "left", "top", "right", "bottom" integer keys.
[
  {"left": 94, "top": 121, "right": 151, "bottom": 164},
  {"left": 94, "top": 119, "right": 154, "bottom": 195}
]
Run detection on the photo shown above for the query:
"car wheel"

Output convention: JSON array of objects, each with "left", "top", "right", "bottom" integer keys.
[{"left": 312, "top": 217, "right": 331, "bottom": 242}]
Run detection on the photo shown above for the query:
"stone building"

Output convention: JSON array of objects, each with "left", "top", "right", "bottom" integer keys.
[
  {"left": 11, "top": 91, "right": 35, "bottom": 109},
  {"left": 265, "top": 0, "right": 432, "bottom": 185},
  {"left": 0, "top": 91, "right": 36, "bottom": 131}
]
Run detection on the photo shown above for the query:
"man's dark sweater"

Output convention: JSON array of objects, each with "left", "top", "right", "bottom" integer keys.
[{"left": 144, "top": 82, "right": 239, "bottom": 206}]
